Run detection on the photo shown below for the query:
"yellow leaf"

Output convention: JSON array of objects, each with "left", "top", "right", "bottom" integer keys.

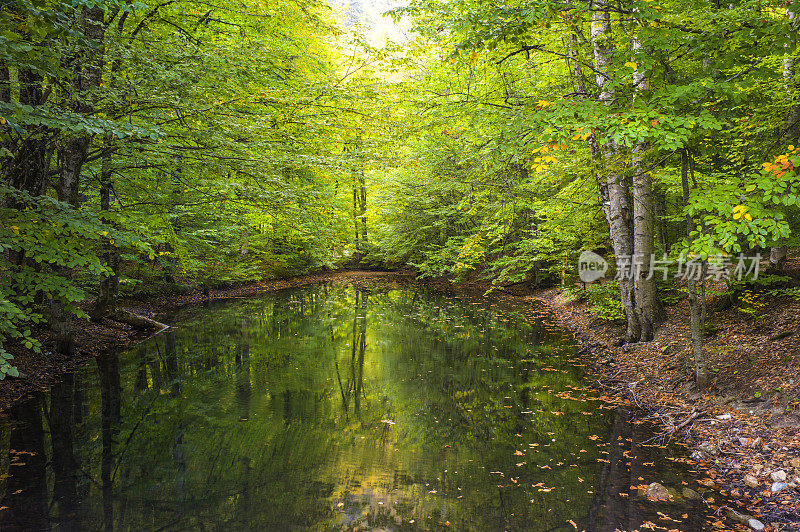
[
  {"left": 744, "top": 213, "right": 753, "bottom": 221},
  {"left": 625, "top": 61, "right": 638, "bottom": 69},
  {"left": 101, "top": 231, "right": 109, "bottom": 236},
  {"left": 733, "top": 212, "right": 742, "bottom": 220},
  {"left": 0, "top": 117, "right": 6, "bottom": 125},
  {"left": 148, "top": 253, "right": 155, "bottom": 260},
  {"left": 789, "top": 145, "right": 795, "bottom": 151},
  {"left": 10, "top": 226, "right": 19, "bottom": 234}
]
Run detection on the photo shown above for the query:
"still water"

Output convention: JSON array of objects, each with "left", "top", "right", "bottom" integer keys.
[{"left": 0, "top": 281, "right": 720, "bottom": 531}]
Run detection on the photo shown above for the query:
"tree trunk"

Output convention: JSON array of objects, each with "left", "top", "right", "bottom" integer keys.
[
  {"left": 358, "top": 165, "right": 367, "bottom": 247},
  {"left": 0, "top": 62, "right": 9, "bottom": 103},
  {"left": 164, "top": 152, "right": 182, "bottom": 283},
  {"left": 92, "top": 138, "right": 120, "bottom": 320},
  {"left": 632, "top": 145, "right": 657, "bottom": 340},
  {"left": 108, "top": 309, "right": 169, "bottom": 332},
  {"left": 56, "top": 4, "right": 104, "bottom": 203},
  {"left": 769, "top": 246, "right": 787, "bottom": 273},
  {"left": 592, "top": 0, "right": 640, "bottom": 342},
  {"left": 631, "top": 35, "right": 660, "bottom": 341},
  {"left": 5, "top": 68, "right": 48, "bottom": 197},
  {"left": 352, "top": 173, "right": 360, "bottom": 257},
  {"left": 51, "top": 5, "right": 106, "bottom": 354},
  {"left": 681, "top": 150, "right": 708, "bottom": 388}
]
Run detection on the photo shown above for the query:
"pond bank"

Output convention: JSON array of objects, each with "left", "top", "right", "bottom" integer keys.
[{"left": 518, "top": 285, "right": 800, "bottom": 531}]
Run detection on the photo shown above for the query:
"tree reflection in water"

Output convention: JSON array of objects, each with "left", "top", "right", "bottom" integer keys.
[{"left": 0, "top": 282, "right": 724, "bottom": 530}]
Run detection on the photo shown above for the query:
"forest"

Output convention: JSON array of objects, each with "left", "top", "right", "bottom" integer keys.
[
  {"left": 4, "top": 0, "right": 800, "bottom": 383},
  {"left": 3, "top": 0, "right": 800, "bottom": 530}
]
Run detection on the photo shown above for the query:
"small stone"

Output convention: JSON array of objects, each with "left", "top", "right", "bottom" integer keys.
[
  {"left": 753, "top": 464, "right": 764, "bottom": 472},
  {"left": 725, "top": 509, "right": 750, "bottom": 525},
  {"left": 791, "top": 458, "right": 800, "bottom": 468},
  {"left": 645, "top": 482, "right": 671, "bottom": 501},
  {"left": 748, "top": 518, "right": 765, "bottom": 531},
  {"left": 771, "top": 470, "right": 787, "bottom": 482},
  {"left": 726, "top": 509, "right": 748, "bottom": 524},
  {"left": 744, "top": 474, "right": 759, "bottom": 488},
  {"left": 691, "top": 450, "right": 707, "bottom": 462},
  {"left": 698, "top": 441, "right": 718, "bottom": 455},
  {"left": 771, "top": 481, "right": 788, "bottom": 493},
  {"left": 682, "top": 487, "right": 701, "bottom": 500},
  {"left": 717, "top": 413, "right": 732, "bottom": 420}
]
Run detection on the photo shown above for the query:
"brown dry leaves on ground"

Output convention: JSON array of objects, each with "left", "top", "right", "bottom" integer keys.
[{"left": 514, "top": 278, "right": 800, "bottom": 531}]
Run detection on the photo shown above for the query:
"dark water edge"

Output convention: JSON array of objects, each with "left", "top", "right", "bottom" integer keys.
[{"left": 0, "top": 280, "right": 726, "bottom": 531}]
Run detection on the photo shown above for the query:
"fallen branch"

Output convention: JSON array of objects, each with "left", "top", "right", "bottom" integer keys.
[
  {"left": 769, "top": 330, "right": 793, "bottom": 341},
  {"left": 109, "top": 309, "right": 170, "bottom": 334},
  {"left": 674, "top": 409, "right": 702, "bottom": 431},
  {"left": 657, "top": 408, "right": 703, "bottom": 435}
]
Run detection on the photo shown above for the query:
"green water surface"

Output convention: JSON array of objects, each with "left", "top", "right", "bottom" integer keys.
[{"left": 0, "top": 281, "right": 718, "bottom": 531}]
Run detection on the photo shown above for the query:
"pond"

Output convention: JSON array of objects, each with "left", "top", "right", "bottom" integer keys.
[{"left": 0, "top": 280, "right": 724, "bottom": 531}]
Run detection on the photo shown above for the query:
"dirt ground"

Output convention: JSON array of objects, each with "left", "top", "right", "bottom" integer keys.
[{"left": 2, "top": 267, "right": 798, "bottom": 529}]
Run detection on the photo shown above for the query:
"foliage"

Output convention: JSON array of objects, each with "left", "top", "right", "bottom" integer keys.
[
  {"left": 736, "top": 289, "right": 768, "bottom": 323},
  {"left": 585, "top": 282, "right": 626, "bottom": 323},
  {"left": 561, "top": 282, "right": 625, "bottom": 322},
  {"left": 0, "top": 0, "right": 375, "bottom": 362},
  {"left": 6, "top": 0, "right": 800, "bottom": 364}
]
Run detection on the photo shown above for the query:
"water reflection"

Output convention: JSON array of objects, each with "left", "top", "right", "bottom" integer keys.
[
  {"left": 0, "top": 282, "right": 720, "bottom": 530},
  {"left": 2, "top": 397, "right": 48, "bottom": 531}
]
